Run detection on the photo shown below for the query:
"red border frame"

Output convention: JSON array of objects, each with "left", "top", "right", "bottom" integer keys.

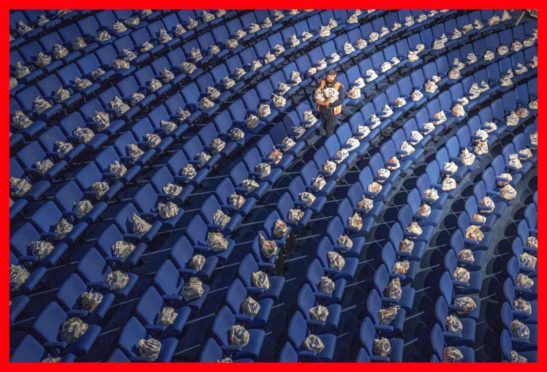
[{"left": 3, "top": 1, "right": 543, "bottom": 369}]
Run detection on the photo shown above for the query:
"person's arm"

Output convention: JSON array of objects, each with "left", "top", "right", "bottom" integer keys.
[
  {"left": 328, "top": 84, "right": 345, "bottom": 108},
  {"left": 315, "top": 85, "right": 328, "bottom": 106}
]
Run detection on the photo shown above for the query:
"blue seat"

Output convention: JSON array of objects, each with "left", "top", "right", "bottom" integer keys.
[
  {"left": 54, "top": 181, "right": 106, "bottom": 223},
  {"left": 186, "top": 214, "right": 234, "bottom": 261},
  {"left": 434, "top": 297, "right": 476, "bottom": 345},
  {"left": 149, "top": 166, "right": 193, "bottom": 204},
  {"left": 153, "top": 259, "right": 209, "bottom": 310},
  {"left": 74, "top": 163, "right": 119, "bottom": 202},
  {"left": 325, "top": 217, "right": 365, "bottom": 258},
  {"left": 407, "top": 188, "right": 443, "bottom": 227},
  {"left": 279, "top": 342, "right": 300, "bottom": 362},
  {"left": 430, "top": 324, "right": 474, "bottom": 362},
  {"left": 10, "top": 295, "right": 29, "bottom": 323},
  {"left": 77, "top": 248, "right": 137, "bottom": 298},
  {"left": 288, "top": 176, "right": 325, "bottom": 215},
  {"left": 300, "top": 161, "right": 336, "bottom": 197},
  {"left": 200, "top": 194, "right": 241, "bottom": 234},
  {"left": 211, "top": 306, "right": 266, "bottom": 359},
  {"left": 199, "top": 338, "right": 254, "bottom": 362},
  {"left": 439, "top": 272, "right": 481, "bottom": 321},
  {"left": 33, "top": 301, "right": 101, "bottom": 355},
  {"left": 373, "top": 264, "right": 415, "bottom": 311},
  {"left": 337, "top": 198, "right": 374, "bottom": 235},
  {"left": 169, "top": 235, "right": 218, "bottom": 280},
  {"left": 166, "top": 150, "right": 207, "bottom": 187},
  {"left": 11, "top": 335, "right": 76, "bottom": 362},
  {"left": 316, "top": 238, "right": 358, "bottom": 280},
  {"left": 382, "top": 242, "right": 418, "bottom": 283},
  {"left": 135, "top": 286, "right": 191, "bottom": 337},
  {"left": 32, "top": 201, "right": 86, "bottom": 244},
  {"left": 108, "top": 348, "right": 130, "bottom": 362},
  {"left": 10, "top": 222, "right": 67, "bottom": 267},
  {"left": 507, "top": 256, "right": 537, "bottom": 299},
  {"left": 18, "top": 141, "right": 67, "bottom": 180},
  {"left": 444, "top": 250, "right": 484, "bottom": 294},
  {"left": 96, "top": 223, "right": 147, "bottom": 268},
  {"left": 367, "top": 288, "right": 406, "bottom": 334},
  {"left": 118, "top": 316, "right": 178, "bottom": 361},
  {"left": 56, "top": 273, "right": 115, "bottom": 322},
  {"left": 359, "top": 317, "right": 403, "bottom": 362},
  {"left": 95, "top": 146, "right": 139, "bottom": 183},
  {"left": 297, "top": 283, "right": 341, "bottom": 332},
  {"left": 134, "top": 183, "right": 184, "bottom": 227},
  {"left": 503, "top": 278, "right": 537, "bottom": 324},
  {"left": 306, "top": 259, "right": 346, "bottom": 303},
  {"left": 500, "top": 302, "right": 537, "bottom": 350},
  {"left": 225, "top": 278, "right": 273, "bottom": 328},
  {"left": 113, "top": 202, "right": 161, "bottom": 243},
  {"left": 500, "top": 330, "right": 537, "bottom": 361},
  {"left": 261, "top": 210, "right": 291, "bottom": 243},
  {"left": 287, "top": 311, "right": 336, "bottom": 361},
  {"left": 238, "top": 254, "right": 285, "bottom": 300},
  {"left": 215, "top": 178, "right": 255, "bottom": 217},
  {"left": 397, "top": 205, "right": 434, "bottom": 243}
]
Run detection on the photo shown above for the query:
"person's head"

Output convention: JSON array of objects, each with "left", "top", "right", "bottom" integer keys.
[{"left": 326, "top": 70, "right": 337, "bottom": 84}]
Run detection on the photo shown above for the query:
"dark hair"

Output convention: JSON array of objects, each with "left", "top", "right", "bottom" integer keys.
[{"left": 326, "top": 69, "right": 337, "bottom": 76}]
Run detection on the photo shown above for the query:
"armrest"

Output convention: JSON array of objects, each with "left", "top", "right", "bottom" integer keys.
[
  {"left": 105, "top": 256, "right": 123, "bottom": 264},
  {"left": 18, "top": 255, "right": 37, "bottom": 263},
  {"left": 375, "top": 323, "right": 394, "bottom": 333},
  {"left": 162, "top": 294, "right": 183, "bottom": 302},
  {"left": 444, "top": 330, "right": 463, "bottom": 339},
  {"left": 222, "top": 204, "right": 238, "bottom": 213},
  {"left": 206, "top": 223, "right": 222, "bottom": 231},
  {"left": 324, "top": 267, "right": 340, "bottom": 276},
  {"left": 246, "top": 286, "right": 264, "bottom": 295},
  {"left": 67, "top": 309, "right": 89, "bottom": 318},
  {"left": 179, "top": 267, "right": 198, "bottom": 276},
  {"left": 222, "top": 344, "right": 243, "bottom": 352},
  {"left": 306, "top": 318, "right": 326, "bottom": 327},
  {"left": 145, "top": 324, "right": 168, "bottom": 333},
  {"left": 453, "top": 280, "right": 470, "bottom": 287},
  {"left": 129, "top": 355, "right": 151, "bottom": 362},
  {"left": 88, "top": 281, "right": 105, "bottom": 289},
  {"left": 235, "top": 313, "right": 255, "bottom": 323},
  {"left": 63, "top": 211, "right": 76, "bottom": 219},
  {"left": 298, "top": 350, "right": 317, "bottom": 358},
  {"left": 42, "top": 232, "right": 58, "bottom": 240},
  {"left": 44, "top": 341, "right": 67, "bottom": 349}
]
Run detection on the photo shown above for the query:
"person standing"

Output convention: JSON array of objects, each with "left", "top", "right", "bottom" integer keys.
[{"left": 315, "top": 69, "right": 345, "bottom": 136}]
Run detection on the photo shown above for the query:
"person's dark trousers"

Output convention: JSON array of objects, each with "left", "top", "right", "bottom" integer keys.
[{"left": 319, "top": 113, "right": 338, "bottom": 136}]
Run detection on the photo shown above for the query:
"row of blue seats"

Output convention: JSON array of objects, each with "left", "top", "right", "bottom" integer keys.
[
  {"left": 247, "top": 13, "right": 494, "bottom": 269},
  {"left": 8, "top": 6, "right": 456, "bottom": 294},
  {"left": 9, "top": 10, "right": 536, "bottom": 362},
  {"left": 10, "top": 10, "right": 235, "bottom": 92},
  {"left": 195, "top": 11, "right": 472, "bottom": 361},
  {"left": 9, "top": 7, "right": 369, "bottom": 215},
  {"left": 500, "top": 193, "right": 537, "bottom": 362},
  {"left": 10, "top": 9, "right": 313, "bottom": 151},
  {"left": 432, "top": 126, "right": 536, "bottom": 362},
  {"left": 370, "top": 75, "right": 537, "bottom": 361},
  {"left": 172, "top": 11, "right": 536, "bottom": 360}
]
